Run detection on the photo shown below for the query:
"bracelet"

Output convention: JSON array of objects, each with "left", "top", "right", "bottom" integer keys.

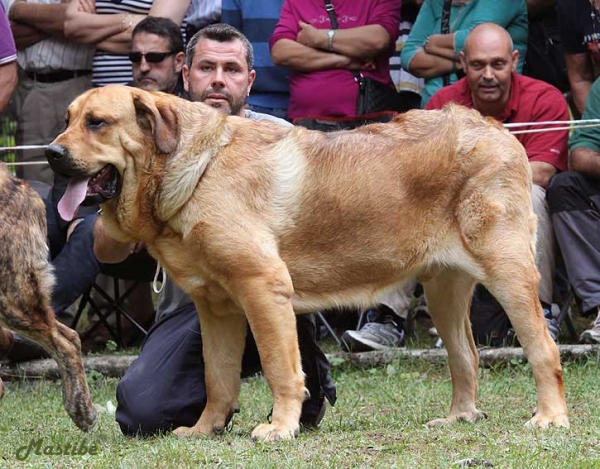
[
  {"left": 423, "top": 35, "right": 431, "bottom": 53},
  {"left": 327, "top": 29, "right": 335, "bottom": 52},
  {"left": 121, "top": 14, "right": 133, "bottom": 32}
]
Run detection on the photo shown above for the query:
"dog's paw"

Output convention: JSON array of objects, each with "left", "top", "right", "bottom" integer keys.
[
  {"left": 172, "top": 426, "right": 211, "bottom": 438},
  {"left": 525, "top": 413, "right": 570, "bottom": 429},
  {"left": 426, "top": 410, "right": 488, "bottom": 427},
  {"left": 77, "top": 407, "right": 98, "bottom": 432},
  {"left": 251, "top": 423, "right": 299, "bottom": 442}
]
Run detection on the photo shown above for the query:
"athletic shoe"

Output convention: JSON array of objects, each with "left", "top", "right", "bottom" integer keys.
[
  {"left": 342, "top": 317, "right": 405, "bottom": 352},
  {"left": 544, "top": 309, "right": 560, "bottom": 343},
  {"left": 580, "top": 308, "right": 600, "bottom": 344}
]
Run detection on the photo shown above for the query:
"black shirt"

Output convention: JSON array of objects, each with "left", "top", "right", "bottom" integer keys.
[{"left": 558, "top": 0, "right": 600, "bottom": 57}]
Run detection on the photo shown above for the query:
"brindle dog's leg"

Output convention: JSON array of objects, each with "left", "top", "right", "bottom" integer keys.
[
  {"left": 1, "top": 310, "right": 97, "bottom": 432},
  {"left": 0, "top": 327, "right": 10, "bottom": 399}
]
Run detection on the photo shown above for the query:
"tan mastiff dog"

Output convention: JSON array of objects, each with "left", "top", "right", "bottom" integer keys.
[{"left": 46, "top": 85, "right": 569, "bottom": 441}]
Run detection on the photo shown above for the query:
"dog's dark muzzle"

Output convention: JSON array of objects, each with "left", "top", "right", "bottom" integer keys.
[{"left": 45, "top": 144, "right": 76, "bottom": 176}]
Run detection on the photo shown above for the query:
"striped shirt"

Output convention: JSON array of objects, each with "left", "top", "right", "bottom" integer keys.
[
  {"left": 5, "top": 0, "right": 94, "bottom": 72},
  {"left": 93, "top": 0, "right": 154, "bottom": 87},
  {"left": 390, "top": 20, "right": 423, "bottom": 95},
  {"left": 222, "top": 0, "right": 289, "bottom": 112},
  {"left": 186, "top": 0, "right": 220, "bottom": 28}
]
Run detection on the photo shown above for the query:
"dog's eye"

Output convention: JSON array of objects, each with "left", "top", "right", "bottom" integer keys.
[{"left": 87, "top": 118, "right": 107, "bottom": 131}]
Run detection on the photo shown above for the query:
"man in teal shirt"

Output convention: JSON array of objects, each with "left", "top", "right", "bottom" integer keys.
[{"left": 547, "top": 76, "right": 600, "bottom": 344}]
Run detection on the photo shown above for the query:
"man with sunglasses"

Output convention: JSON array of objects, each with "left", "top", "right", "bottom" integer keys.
[
  {"left": 129, "top": 16, "right": 186, "bottom": 95},
  {"left": 98, "top": 23, "right": 336, "bottom": 437}
]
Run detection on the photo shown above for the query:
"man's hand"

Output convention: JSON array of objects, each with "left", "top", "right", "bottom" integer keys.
[
  {"left": 77, "top": 0, "right": 95, "bottom": 14},
  {"left": 93, "top": 217, "right": 141, "bottom": 264},
  {"left": 529, "top": 161, "right": 557, "bottom": 188},
  {"left": 296, "top": 21, "right": 325, "bottom": 50},
  {"left": 346, "top": 56, "right": 376, "bottom": 71}
]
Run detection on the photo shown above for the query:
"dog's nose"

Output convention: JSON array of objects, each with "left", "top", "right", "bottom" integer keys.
[{"left": 45, "top": 144, "right": 67, "bottom": 162}]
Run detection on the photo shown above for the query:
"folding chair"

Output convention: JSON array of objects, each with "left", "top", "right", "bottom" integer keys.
[
  {"left": 555, "top": 288, "right": 578, "bottom": 342},
  {"left": 71, "top": 250, "right": 157, "bottom": 348}
]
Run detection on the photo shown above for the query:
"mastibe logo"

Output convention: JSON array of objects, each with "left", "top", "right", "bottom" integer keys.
[{"left": 16, "top": 438, "right": 100, "bottom": 461}]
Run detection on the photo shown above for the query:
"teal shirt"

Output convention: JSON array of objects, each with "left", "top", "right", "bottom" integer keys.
[
  {"left": 401, "top": 0, "right": 528, "bottom": 107},
  {"left": 570, "top": 78, "right": 600, "bottom": 153}
]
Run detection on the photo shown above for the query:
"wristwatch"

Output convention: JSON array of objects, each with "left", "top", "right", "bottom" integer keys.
[{"left": 327, "top": 29, "right": 335, "bottom": 51}]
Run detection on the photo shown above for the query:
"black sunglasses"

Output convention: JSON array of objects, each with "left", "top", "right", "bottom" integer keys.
[{"left": 128, "top": 51, "right": 175, "bottom": 64}]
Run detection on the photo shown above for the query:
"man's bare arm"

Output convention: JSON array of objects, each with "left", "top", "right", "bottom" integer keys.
[
  {"left": 564, "top": 53, "right": 594, "bottom": 115},
  {"left": 0, "top": 61, "right": 17, "bottom": 113},
  {"left": 569, "top": 147, "right": 600, "bottom": 178},
  {"left": 9, "top": 1, "right": 68, "bottom": 37},
  {"left": 530, "top": 161, "right": 557, "bottom": 188},
  {"left": 271, "top": 38, "right": 369, "bottom": 72},
  {"left": 296, "top": 22, "right": 391, "bottom": 60}
]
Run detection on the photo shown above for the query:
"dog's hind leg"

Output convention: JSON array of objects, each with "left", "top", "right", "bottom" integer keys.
[
  {"left": 483, "top": 257, "right": 569, "bottom": 429},
  {"left": 2, "top": 309, "right": 97, "bottom": 432},
  {"left": 422, "top": 269, "right": 485, "bottom": 426},
  {"left": 173, "top": 305, "right": 248, "bottom": 438}
]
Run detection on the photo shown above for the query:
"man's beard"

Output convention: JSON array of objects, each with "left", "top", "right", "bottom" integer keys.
[
  {"left": 134, "top": 69, "right": 178, "bottom": 93},
  {"left": 188, "top": 85, "right": 245, "bottom": 116}
]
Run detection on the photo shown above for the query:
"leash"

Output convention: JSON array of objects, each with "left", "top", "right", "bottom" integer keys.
[{"left": 152, "top": 262, "right": 165, "bottom": 294}]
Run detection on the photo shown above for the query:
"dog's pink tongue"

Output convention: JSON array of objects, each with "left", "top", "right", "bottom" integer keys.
[{"left": 58, "top": 178, "right": 90, "bottom": 222}]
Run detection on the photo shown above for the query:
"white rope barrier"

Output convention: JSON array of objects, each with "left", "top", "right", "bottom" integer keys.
[
  {"left": 0, "top": 144, "right": 48, "bottom": 151},
  {"left": 0, "top": 119, "right": 599, "bottom": 165},
  {"left": 503, "top": 118, "right": 600, "bottom": 128},
  {"left": 510, "top": 123, "right": 600, "bottom": 135},
  {"left": 1, "top": 161, "right": 48, "bottom": 165}
]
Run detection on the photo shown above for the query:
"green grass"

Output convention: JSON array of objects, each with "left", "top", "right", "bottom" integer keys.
[{"left": 0, "top": 353, "right": 599, "bottom": 469}]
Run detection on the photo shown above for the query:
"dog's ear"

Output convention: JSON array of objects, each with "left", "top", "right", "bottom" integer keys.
[{"left": 133, "top": 93, "right": 179, "bottom": 154}]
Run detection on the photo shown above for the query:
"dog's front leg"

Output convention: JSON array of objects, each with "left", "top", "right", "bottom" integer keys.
[
  {"left": 239, "top": 267, "right": 305, "bottom": 442},
  {"left": 173, "top": 306, "right": 247, "bottom": 438}
]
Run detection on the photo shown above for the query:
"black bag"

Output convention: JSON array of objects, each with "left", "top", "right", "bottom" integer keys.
[
  {"left": 440, "top": 0, "right": 453, "bottom": 86},
  {"left": 323, "top": 0, "right": 401, "bottom": 115},
  {"left": 293, "top": 111, "right": 397, "bottom": 132},
  {"left": 469, "top": 285, "right": 511, "bottom": 347},
  {"left": 356, "top": 74, "right": 403, "bottom": 115}
]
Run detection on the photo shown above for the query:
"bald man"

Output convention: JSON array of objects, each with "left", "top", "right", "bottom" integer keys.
[{"left": 425, "top": 23, "right": 570, "bottom": 345}]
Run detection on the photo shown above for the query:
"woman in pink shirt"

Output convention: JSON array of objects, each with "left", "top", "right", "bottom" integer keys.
[{"left": 270, "top": 0, "right": 400, "bottom": 120}]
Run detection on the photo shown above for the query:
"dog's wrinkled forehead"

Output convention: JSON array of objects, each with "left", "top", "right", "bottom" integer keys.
[{"left": 68, "top": 85, "right": 137, "bottom": 125}]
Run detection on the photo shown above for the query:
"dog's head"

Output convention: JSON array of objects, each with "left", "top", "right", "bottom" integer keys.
[{"left": 46, "top": 85, "right": 181, "bottom": 222}]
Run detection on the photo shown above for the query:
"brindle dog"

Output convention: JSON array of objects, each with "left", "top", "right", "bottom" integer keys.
[{"left": 0, "top": 164, "right": 96, "bottom": 431}]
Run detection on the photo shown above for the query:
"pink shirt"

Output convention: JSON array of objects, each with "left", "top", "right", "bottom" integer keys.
[{"left": 270, "top": 0, "right": 400, "bottom": 119}]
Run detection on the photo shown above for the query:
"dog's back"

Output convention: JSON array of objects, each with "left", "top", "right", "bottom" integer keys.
[{"left": 218, "top": 105, "right": 533, "bottom": 310}]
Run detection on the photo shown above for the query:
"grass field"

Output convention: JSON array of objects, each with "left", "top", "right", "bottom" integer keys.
[{"left": 0, "top": 352, "right": 598, "bottom": 469}]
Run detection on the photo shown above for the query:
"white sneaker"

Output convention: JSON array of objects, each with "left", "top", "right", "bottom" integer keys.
[{"left": 580, "top": 309, "right": 600, "bottom": 344}]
